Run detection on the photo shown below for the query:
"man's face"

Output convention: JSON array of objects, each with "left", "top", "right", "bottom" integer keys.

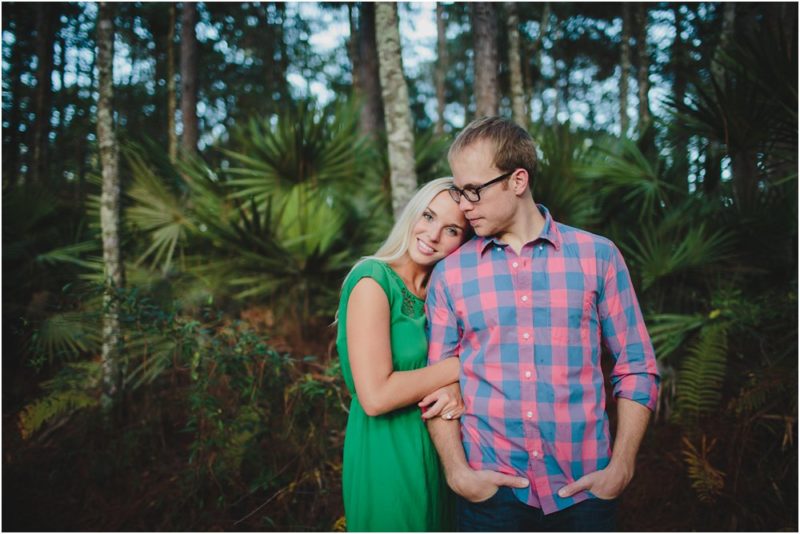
[{"left": 449, "top": 140, "right": 517, "bottom": 237}]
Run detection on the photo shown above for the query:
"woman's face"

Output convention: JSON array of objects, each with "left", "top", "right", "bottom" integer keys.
[{"left": 408, "top": 190, "right": 468, "bottom": 267}]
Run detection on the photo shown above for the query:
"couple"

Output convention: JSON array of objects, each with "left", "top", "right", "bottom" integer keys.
[{"left": 336, "top": 117, "right": 660, "bottom": 532}]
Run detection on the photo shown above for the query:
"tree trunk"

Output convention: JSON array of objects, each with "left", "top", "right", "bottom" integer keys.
[
  {"left": 471, "top": 2, "right": 499, "bottom": 117},
  {"left": 635, "top": 3, "right": 651, "bottom": 134},
  {"left": 619, "top": 3, "right": 631, "bottom": 137},
  {"left": 435, "top": 3, "right": 447, "bottom": 135},
  {"left": 4, "top": 19, "right": 23, "bottom": 188},
  {"left": 672, "top": 3, "right": 689, "bottom": 192},
  {"left": 167, "top": 4, "right": 178, "bottom": 162},
  {"left": 31, "top": 3, "right": 57, "bottom": 186},
  {"left": 526, "top": 2, "right": 550, "bottom": 120},
  {"left": 97, "top": 1, "right": 124, "bottom": 411},
  {"left": 506, "top": 2, "right": 526, "bottom": 127},
  {"left": 348, "top": 3, "right": 359, "bottom": 91},
  {"left": 180, "top": 2, "right": 199, "bottom": 154},
  {"left": 711, "top": 3, "right": 736, "bottom": 85},
  {"left": 374, "top": 2, "right": 417, "bottom": 219},
  {"left": 357, "top": 2, "right": 385, "bottom": 139}
]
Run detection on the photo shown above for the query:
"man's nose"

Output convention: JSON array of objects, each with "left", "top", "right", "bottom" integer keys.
[{"left": 458, "top": 195, "right": 474, "bottom": 211}]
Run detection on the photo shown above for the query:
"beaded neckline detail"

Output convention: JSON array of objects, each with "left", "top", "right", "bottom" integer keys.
[{"left": 383, "top": 263, "right": 425, "bottom": 318}]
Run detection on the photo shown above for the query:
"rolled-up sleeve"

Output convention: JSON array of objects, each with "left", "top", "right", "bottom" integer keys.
[
  {"left": 425, "top": 264, "right": 461, "bottom": 365},
  {"left": 598, "top": 244, "right": 660, "bottom": 411}
]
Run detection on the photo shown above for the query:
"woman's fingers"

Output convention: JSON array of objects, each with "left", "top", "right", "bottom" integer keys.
[{"left": 421, "top": 396, "right": 448, "bottom": 419}]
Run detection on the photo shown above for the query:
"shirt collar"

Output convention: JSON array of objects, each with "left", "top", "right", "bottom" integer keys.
[{"left": 478, "top": 204, "right": 562, "bottom": 256}]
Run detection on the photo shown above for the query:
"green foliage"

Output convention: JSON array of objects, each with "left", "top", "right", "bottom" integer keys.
[
  {"left": 18, "top": 361, "right": 101, "bottom": 440},
  {"left": 675, "top": 322, "right": 729, "bottom": 423}
]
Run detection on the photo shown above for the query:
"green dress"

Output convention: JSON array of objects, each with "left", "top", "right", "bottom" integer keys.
[{"left": 336, "top": 259, "right": 454, "bottom": 532}]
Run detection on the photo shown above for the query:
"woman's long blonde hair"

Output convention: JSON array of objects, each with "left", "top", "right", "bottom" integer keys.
[
  {"left": 334, "top": 177, "right": 462, "bottom": 322},
  {"left": 361, "top": 177, "right": 458, "bottom": 267}
]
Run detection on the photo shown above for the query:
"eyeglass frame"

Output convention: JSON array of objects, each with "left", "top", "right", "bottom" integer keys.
[{"left": 448, "top": 170, "right": 516, "bottom": 204}]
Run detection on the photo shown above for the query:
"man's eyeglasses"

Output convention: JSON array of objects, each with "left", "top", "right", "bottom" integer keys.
[{"left": 448, "top": 171, "right": 515, "bottom": 204}]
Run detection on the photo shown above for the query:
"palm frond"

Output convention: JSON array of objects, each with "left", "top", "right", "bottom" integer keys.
[{"left": 676, "top": 323, "right": 729, "bottom": 421}]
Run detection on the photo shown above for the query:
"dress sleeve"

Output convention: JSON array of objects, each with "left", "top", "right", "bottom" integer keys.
[{"left": 341, "top": 259, "right": 393, "bottom": 310}]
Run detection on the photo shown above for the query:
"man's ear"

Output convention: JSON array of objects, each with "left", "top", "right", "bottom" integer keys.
[{"left": 511, "top": 169, "right": 530, "bottom": 197}]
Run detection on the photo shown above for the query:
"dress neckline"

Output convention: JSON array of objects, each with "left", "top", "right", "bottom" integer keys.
[{"left": 382, "top": 261, "right": 425, "bottom": 302}]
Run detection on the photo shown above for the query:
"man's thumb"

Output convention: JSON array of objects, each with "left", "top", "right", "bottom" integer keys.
[{"left": 558, "top": 476, "right": 589, "bottom": 498}]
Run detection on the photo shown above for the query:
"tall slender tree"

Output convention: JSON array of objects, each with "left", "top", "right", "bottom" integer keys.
[
  {"left": 435, "top": 3, "right": 447, "bottom": 135},
  {"left": 96, "top": 1, "right": 124, "bottom": 411},
  {"left": 635, "top": 3, "right": 651, "bottom": 133},
  {"left": 167, "top": 4, "right": 178, "bottom": 162},
  {"left": 471, "top": 2, "right": 499, "bottom": 117},
  {"left": 356, "top": 2, "right": 384, "bottom": 139},
  {"left": 375, "top": 2, "right": 417, "bottom": 218},
  {"left": 31, "top": 3, "right": 58, "bottom": 185},
  {"left": 506, "top": 2, "right": 526, "bottom": 127},
  {"left": 711, "top": 3, "right": 736, "bottom": 84},
  {"left": 180, "top": 2, "right": 198, "bottom": 153},
  {"left": 619, "top": 3, "right": 632, "bottom": 137},
  {"left": 525, "top": 2, "right": 550, "bottom": 120}
]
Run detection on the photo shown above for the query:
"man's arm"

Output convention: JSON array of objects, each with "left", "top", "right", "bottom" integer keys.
[
  {"left": 427, "top": 414, "right": 529, "bottom": 502},
  {"left": 560, "top": 242, "right": 659, "bottom": 499},
  {"left": 557, "top": 398, "right": 650, "bottom": 499}
]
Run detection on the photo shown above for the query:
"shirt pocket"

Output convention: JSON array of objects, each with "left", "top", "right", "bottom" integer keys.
[{"left": 550, "top": 289, "right": 595, "bottom": 345}]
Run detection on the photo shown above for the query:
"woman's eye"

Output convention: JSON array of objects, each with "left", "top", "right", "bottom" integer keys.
[
  {"left": 423, "top": 212, "right": 433, "bottom": 221},
  {"left": 446, "top": 228, "right": 459, "bottom": 237}
]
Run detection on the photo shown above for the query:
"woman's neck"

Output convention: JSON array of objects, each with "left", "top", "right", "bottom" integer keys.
[{"left": 389, "top": 255, "right": 430, "bottom": 298}]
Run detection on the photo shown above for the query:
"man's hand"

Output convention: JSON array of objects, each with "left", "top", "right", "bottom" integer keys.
[
  {"left": 557, "top": 462, "right": 633, "bottom": 500},
  {"left": 449, "top": 466, "right": 530, "bottom": 503}
]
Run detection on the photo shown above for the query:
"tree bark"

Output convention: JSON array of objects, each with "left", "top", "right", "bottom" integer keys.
[
  {"left": 31, "top": 3, "right": 57, "bottom": 186},
  {"left": 180, "top": 2, "right": 199, "bottom": 154},
  {"left": 435, "top": 3, "right": 447, "bottom": 135},
  {"left": 357, "top": 2, "right": 385, "bottom": 139},
  {"left": 167, "top": 4, "right": 178, "bottom": 162},
  {"left": 506, "top": 2, "right": 526, "bottom": 127},
  {"left": 4, "top": 18, "right": 23, "bottom": 188},
  {"left": 526, "top": 2, "right": 550, "bottom": 121},
  {"left": 374, "top": 2, "right": 417, "bottom": 219},
  {"left": 672, "top": 4, "right": 689, "bottom": 191},
  {"left": 348, "top": 3, "right": 360, "bottom": 90},
  {"left": 711, "top": 3, "right": 736, "bottom": 85},
  {"left": 471, "top": 2, "right": 499, "bottom": 117},
  {"left": 97, "top": 1, "right": 124, "bottom": 411},
  {"left": 619, "top": 3, "right": 632, "bottom": 137},
  {"left": 635, "top": 4, "right": 651, "bottom": 134}
]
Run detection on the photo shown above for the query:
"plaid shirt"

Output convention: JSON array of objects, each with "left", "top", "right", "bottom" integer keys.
[{"left": 426, "top": 205, "right": 659, "bottom": 515}]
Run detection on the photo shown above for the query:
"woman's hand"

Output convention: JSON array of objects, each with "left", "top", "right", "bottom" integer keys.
[{"left": 418, "top": 382, "right": 464, "bottom": 421}]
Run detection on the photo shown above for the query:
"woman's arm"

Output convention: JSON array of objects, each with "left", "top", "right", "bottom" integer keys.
[{"left": 346, "top": 277, "right": 459, "bottom": 416}]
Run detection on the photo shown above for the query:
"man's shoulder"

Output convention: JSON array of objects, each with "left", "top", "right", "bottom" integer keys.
[
  {"left": 555, "top": 221, "right": 618, "bottom": 260},
  {"left": 431, "top": 237, "right": 482, "bottom": 277}
]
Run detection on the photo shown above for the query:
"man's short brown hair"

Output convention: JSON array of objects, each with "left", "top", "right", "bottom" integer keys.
[{"left": 448, "top": 116, "right": 538, "bottom": 180}]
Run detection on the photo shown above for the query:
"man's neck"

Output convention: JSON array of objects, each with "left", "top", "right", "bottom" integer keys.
[{"left": 496, "top": 200, "right": 546, "bottom": 255}]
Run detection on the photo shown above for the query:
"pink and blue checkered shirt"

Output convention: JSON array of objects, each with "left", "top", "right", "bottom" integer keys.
[{"left": 426, "top": 205, "right": 659, "bottom": 515}]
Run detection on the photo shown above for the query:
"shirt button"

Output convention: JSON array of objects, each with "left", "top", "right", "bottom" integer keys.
[
  {"left": 538, "top": 245, "right": 543, "bottom": 251},
  {"left": 512, "top": 261, "right": 519, "bottom": 268},
  {"left": 522, "top": 332, "right": 530, "bottom": 340},
  {"left": 526, "top": 411, "right": 533, "bottom": 418},
  {"left": 533, "top": 451, "right": 539, "bottom": 458},
  {"left": 525, "top": 371, "right": 531, "bottom": 378},
  {"left": 521, "top": 295, "right": 528, "bottom": 302}
]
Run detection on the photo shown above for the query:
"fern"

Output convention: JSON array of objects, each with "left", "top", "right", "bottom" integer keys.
[
  {"left": 18, "top": 361, "right": 101, "bottom": 440},
  {"left": 681, "top": 435, "right": 726, "bottom": 504},
  {"left": 675, "top": 323, "right": 729, "bottom": 422}
]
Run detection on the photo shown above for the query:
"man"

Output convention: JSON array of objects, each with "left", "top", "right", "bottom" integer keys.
[{"left": 425, "top": 117, "right": 659, "bottom": 531}]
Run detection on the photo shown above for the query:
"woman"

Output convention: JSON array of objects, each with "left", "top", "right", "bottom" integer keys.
[{"left": 336, "top": 177, "right": 470, "bottom": 532}]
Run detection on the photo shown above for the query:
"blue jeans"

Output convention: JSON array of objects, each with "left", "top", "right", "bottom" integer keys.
[{"left": 456, "top": 487, "right": 617, "bottom": 532}]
